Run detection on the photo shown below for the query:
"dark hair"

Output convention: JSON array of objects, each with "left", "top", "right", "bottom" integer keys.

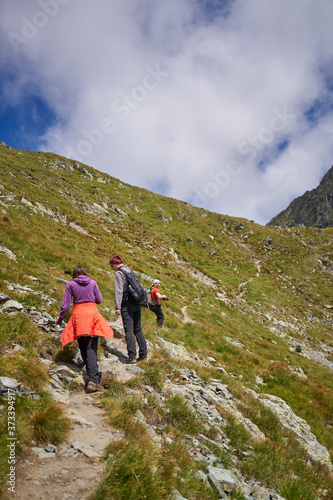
[{"left": 73, "top": 266, "right": 88, "bottom": 279}]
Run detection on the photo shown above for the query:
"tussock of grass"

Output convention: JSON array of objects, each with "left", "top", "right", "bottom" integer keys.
[
  {"left": 125, "top": 358, "right": 169, "bottom": 390},
  {"left": 30, "top": 395, "right": 70, "bottom": 444},
  {"left": 166, "top": 394, "right": 203, "bottom": 435},
  {"left": 94, "top": 430, "right": 170, "bottom": 500},
  {"left": 0, "top": 314, "right": 40, "bottom": 352},
  {"left": 94, "top": 425, "right": 219, "bottom": 500},
  {"left": 278, "top": 478, "right": 317, "bottom": 500},
  {"left": 141, "top": 394, "right": 166, "bottom": 427},
  {"left": 224, "top": 418, "right": 254, "bottom": 457},
  {"left": 141, "top": 363, "right": 165, "bottom": 389},
  {"left": 237, "top": 399, "right": 283, "bottom": 442}
]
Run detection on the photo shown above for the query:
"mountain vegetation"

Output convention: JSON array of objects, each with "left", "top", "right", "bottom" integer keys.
[
  {"left": 0, "top": 141, "right": 332, "bottom": 499},
  {"left": 268, "top": 166, "right": 333, "bottom": 228}
]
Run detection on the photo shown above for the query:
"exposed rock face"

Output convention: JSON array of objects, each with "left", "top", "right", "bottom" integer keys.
[{"left": 267, "top": 166, "right": 333, "bottom": 227}]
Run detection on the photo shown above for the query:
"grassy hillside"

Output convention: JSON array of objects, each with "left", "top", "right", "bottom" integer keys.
[{"left": 0, "top": 142, "right": 332, "bottom": 499}]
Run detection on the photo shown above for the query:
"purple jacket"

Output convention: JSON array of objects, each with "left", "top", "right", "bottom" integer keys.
[{"left": 56, "top": 275, "right": 103, "bottom": 324}]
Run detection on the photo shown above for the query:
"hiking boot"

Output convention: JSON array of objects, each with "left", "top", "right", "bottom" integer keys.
[
  {"left": 127, "top": 358, "right": 137, "bottom": 364},
  {"left": 86, "top": 381, "right": 104, "bottom": 393},
  {"left": 137, "top": 356, "right": 147, "bottom": 362}
]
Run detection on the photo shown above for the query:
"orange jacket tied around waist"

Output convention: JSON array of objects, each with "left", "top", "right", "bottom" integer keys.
[{"left": 61, "top": 302, "right": 114, "bottom": 348}]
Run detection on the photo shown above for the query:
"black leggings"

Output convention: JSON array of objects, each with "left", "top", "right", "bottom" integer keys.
[
  {"left": 150, "top": 304, "right": 164, "bottom": 326},
  {"left": 77, "top": 336, "right": 99, "bottom": 383},
  {"left": 121, "top": 302, "right": 147, "bottom": 361}
]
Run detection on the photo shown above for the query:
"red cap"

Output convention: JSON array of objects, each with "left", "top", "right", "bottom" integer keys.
[{"left": 109, "top": 255, "right": 123, "bottom": 265}]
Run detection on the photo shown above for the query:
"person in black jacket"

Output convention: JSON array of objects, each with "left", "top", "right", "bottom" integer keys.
[{"left": 109, "top": 255, "right": 147, "bottom": 364}]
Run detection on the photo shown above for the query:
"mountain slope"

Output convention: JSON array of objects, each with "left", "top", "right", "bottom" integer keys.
[
  {"left": 0, "top": 142, "right": 332, "bottom": 499},
  {"left": 267, "top": 165, "right": 333, "bottom": 228}
]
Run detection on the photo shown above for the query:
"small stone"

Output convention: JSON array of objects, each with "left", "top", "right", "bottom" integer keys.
[{"left": 45, "top": 444, "right": 57, "bottom": 453}]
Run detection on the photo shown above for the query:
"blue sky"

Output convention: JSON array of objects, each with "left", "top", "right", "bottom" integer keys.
[
  {"left": 1, "top": 0, "right": 333, "bottom": 224},
  {"left": 0, "top": 95, "right": 56, "bottom": 150}
]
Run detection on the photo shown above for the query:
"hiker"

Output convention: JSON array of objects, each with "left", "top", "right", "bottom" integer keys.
[
  {"left": 55, "top": 266, "right": 113, "bottom": 393},
  {"left": 109, "top": 255, "right": 148, "bottom": 364},
  {"left": 150, "top": 279, "right": 168, "bottom": 327}
]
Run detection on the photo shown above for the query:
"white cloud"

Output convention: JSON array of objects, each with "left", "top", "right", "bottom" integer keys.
[{"left": 1, "top": 0, "right": 333, "bottom": 224}]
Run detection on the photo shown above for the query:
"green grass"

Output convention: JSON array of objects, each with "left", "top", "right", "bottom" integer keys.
[
  {"left": 278, "top": 478, "right": 317, "bottom": 500},
  {"left": 0, "top": 392, "right": 70, "bottom": 495},
  {"left": 165, "top": 394, "right": 204, "bottom": 435},
  {"left": 0, "top": 307, "right": 70, "bottom": 497},
  {"left": 99, "top": 387, "right": 219, "bottom": 500},
  {"left": 30, "top": 395, "right": 70, "bottom": 443},
  {"left": 93, "top": 431, "right": 219, "bottom": 500},
  {"left": 1, "top": 144, "right": 333, "bottom": 498}
]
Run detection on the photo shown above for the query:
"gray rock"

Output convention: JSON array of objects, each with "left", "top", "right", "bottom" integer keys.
[
  {"left": 126, "top": 365, "right": 145, "bottom": 373},
  {"left": 57, "top": 277, "right": 69, "bottom": 285},
  {"left": 0, "top": 244, "right": 17, "bottom": 260},
  {"left": 0, "top": 377, "right": 21, "bottom": 391},
  {"left": 12, "top": 344, "right": 24, "bottom": 352},
  {"left": 257, "top": 392, "right": 333, "bottom": 470},
  {"left": 0, "top": 293, "right": 10, "bottom": 304},
  {"left": 195, "top": 470, "right": 210, "bottom": 484},
  {"left": 170, "top": 488, "right": 188, "bottom": 500},
  {"left": 207, "top": 356, "right": 216, "bottom": 363},
  {"left": 207, "top": 466, "right": 239, "bottom": 495},
  {"left": 78, "top": 447, "right": 101, "bottom": 458},
  {"left": 16, "top": 385, "right": 30, "bottom": 396},
  {"left": 32, "top": 447, "right": 56, "bottom": 459},
  {"left": 44, "top": 444, "right": 57, "bottom": 453},
  {"left": 71, "top": 439, "right": 93, "bottom": 450},
  {"left": 2, "top": 300, "right": 24, "bottom": 312}
]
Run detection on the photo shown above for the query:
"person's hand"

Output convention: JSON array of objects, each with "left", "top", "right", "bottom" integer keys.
[
  {"left": 55, "top": 319, "right": 61, "bottom": 325},
  {"left": 115, "top": 309, "right": 121, "bottom": 317}
]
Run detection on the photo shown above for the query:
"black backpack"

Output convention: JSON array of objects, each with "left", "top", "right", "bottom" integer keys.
[{"left": 119, "top": 267, "right": 146, "bottom": 304}]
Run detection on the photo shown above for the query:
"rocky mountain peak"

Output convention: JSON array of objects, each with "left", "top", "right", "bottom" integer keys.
[{"left": 267, "top": 165, "right": 333, "bottom": 228}]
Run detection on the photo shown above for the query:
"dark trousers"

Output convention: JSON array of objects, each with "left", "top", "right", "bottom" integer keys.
[
  {"left": 77, "top": 335, "right": 99, "bottom": 383},
  {"left": 121, "top": 301, "right": 147, "bottom": 361},
  {"left": 150, "top": 304, "right": 164, "bottom": 327}
]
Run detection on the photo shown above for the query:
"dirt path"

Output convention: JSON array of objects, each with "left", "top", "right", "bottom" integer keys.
[
  {"left": 181, "top": 305, "right": 197, "bottom": 324},
  {"left": 15, "top": 392, "right": 113, "bottom": 499},
  {"left": 14, "top": 337, "right": 138, "bottom": 500},
  {"left": 237, "top": 260, "right": 261, "bottom": 299}
]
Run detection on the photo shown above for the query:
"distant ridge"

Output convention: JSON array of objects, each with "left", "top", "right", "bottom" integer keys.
[{"left": 267, "top": 166, "right": 333, "bottom": 228}]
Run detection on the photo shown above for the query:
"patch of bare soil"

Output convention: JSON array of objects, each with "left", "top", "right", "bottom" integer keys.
[{"left": 181, "top": 306, "right": 197, "bottom": 323}]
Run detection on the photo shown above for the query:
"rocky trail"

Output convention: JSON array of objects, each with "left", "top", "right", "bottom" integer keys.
[
  {"left": 15, "top": 391, "right": 110, "bottom": 500},
  {"left": 14, "top": 336, "right": 141, "bottom": 500}
]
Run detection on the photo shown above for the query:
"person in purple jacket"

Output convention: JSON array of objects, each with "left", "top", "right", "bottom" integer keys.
[{"left": 55, "top": 266, "right": 113, "bottom": 393}]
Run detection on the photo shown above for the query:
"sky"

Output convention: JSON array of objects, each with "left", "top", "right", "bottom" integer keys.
[{"left": 0, "top": 0, "right": 333, "bottom": 225}]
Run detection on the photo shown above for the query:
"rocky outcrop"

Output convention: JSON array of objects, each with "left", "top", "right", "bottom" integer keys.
[
  {"left": 267, "top": 166, "right": 333, "bottom": 227},
  {"left": 2, "top": 290, "right": 332, "bottom": 498}
]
